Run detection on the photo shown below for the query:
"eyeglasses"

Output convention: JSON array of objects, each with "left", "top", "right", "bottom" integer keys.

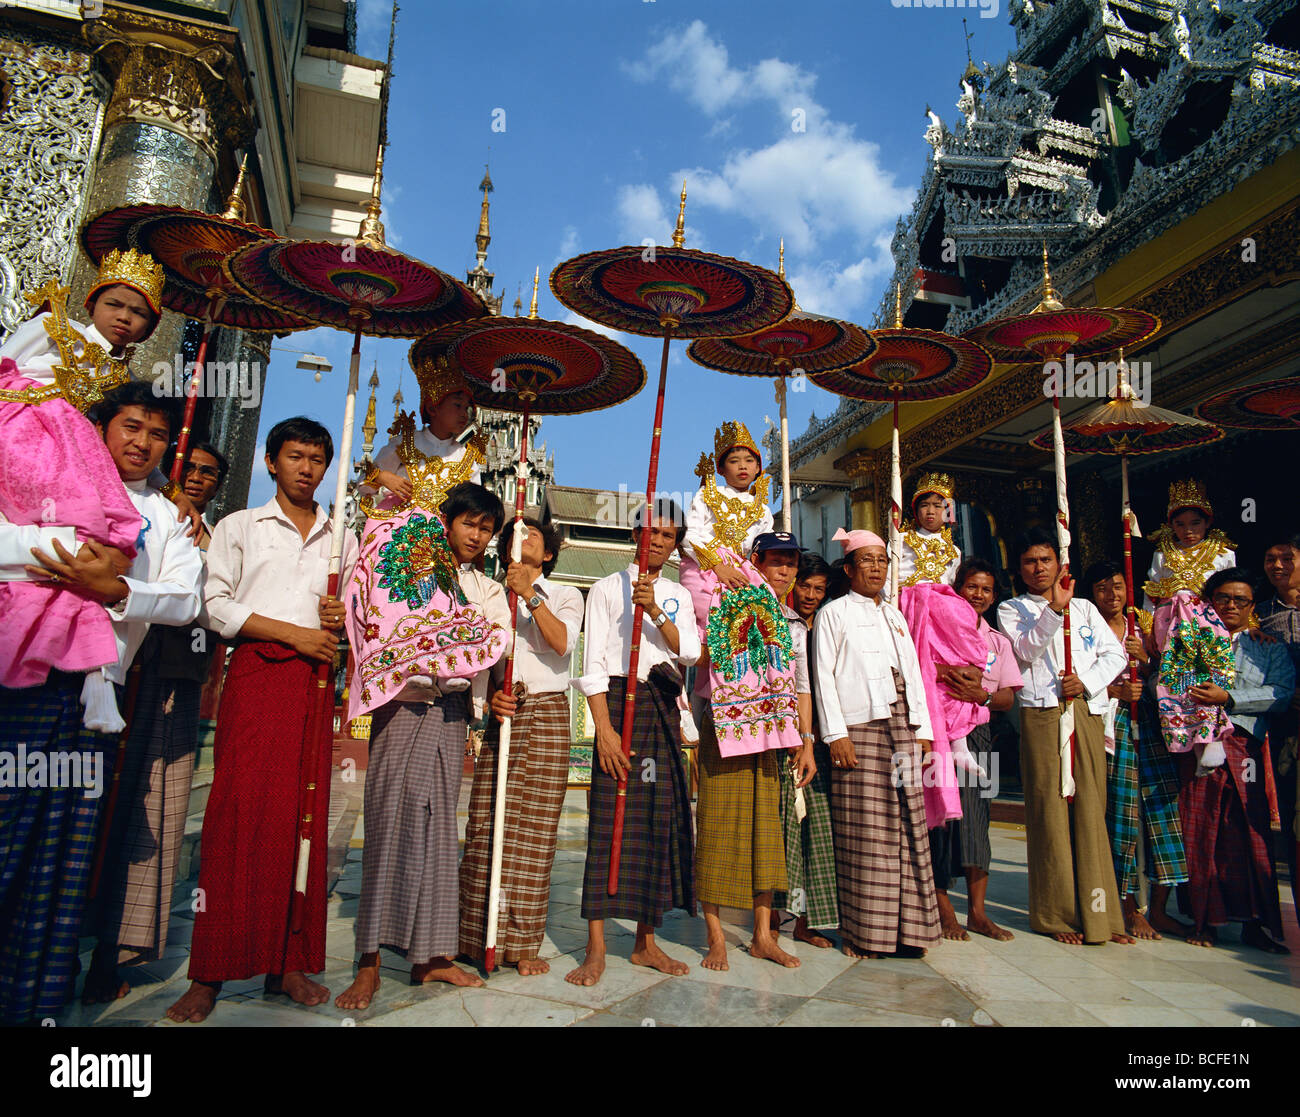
[
  {"left": 1211, "top": 593, "right": 1253, "bottom": 608},
  {"left": 853, "top": 555, "right": 889, "bottom": 568},
  {"left": 183, "top": 463, "right": 221, "bottom": 481}
]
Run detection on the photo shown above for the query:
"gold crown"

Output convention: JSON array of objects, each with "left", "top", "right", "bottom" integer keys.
[
  {"left": 86, "top": 247, "right": 165, "bottom": 318},
  {"left": 1167, "top": 478, "right": 1212, "bottom": 520},
  {"left": 412, "top": 352, "right": 471, "bottom": 412},
  {"left": 714, "top": 420, "right": 761, "bottom": 470},
  {"left": 911, "top": 471, "right": 955, "bottom": 506}
]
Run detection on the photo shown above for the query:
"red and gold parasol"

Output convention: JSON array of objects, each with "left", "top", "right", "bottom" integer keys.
[
  {"left": 687, "top": 241, "right": 875, "bottom": 529},
  {"left": 1031, "top": 354, "right": 1223, "bottom": 720},
  {"left": 550, "top": 184, "right": 793, "bottom": 895},
  {"left": 80, "top": 157, "right": 313, "bottom": 481},
  {"left": 411, "top": 272, "right": 645, "bottom": 967},
  {"left": 1195, "top": 375, "right": 1300, "bottom": 430},
  {"left": 966, "top": 247, "right": 1160, "bottom": 799},
  {"left": 808, "top": 286, "right": 993, "bottom": 602}
]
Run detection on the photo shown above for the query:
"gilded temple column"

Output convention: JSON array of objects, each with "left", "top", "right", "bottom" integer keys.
[
  {"left": 74, "top": 7, "right": 255, "bottom": 384},
  {"left": 837, "top": 448, "right": 884, "bottom": 534}
]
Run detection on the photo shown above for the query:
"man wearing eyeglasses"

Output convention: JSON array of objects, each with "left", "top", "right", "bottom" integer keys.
[
  {"left": 1179, "top": 568, "right": 1295, "bottom": 953},
  {"left": 82, "top": 442, "right": 227, "bottom": 1003}
]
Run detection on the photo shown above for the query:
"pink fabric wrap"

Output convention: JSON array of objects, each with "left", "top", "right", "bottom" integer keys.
[
  {"left": 1153, "top": 590, "right": 1234, "bottom": 756},
  {"left": 343, "top": 506, "right": 507, "bottom": 719},
  {"left": 833, "top": 527, "right": 885, "bottom": 555},
  {"left": 682, "top": 549, "right": 802, "bottom": 757},
  {"left": 0, "top": 357, "right": 140, "bottom": 687},
  {"left": 898, "top": 582, "right": 987, "bottom": 827}
]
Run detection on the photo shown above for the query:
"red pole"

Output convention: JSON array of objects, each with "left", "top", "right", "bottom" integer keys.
[
  {"left": 171, "top": 299, "right": 220, "bottom": 483},
  {"left": 1121, "top": 453, "right": 1139, "bottom": 717},
  {"left": 485, "top": 404, "right": 530, "bottom": 971},
  {"left": 608, "top": 330, "right": 672, "bottom": 895}
]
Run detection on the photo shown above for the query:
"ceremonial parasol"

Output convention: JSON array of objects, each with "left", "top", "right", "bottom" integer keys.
[
  {"left": 1195, "top": 374, "right": 1300, "bottom": 430},
  {"left": 686, "top": 241, "right": 875, "bottom": 530},
  {"left": 411, "top": 271, "right": 645, "bottom": 970},
  {"left": 965, "top": 246, "right": 1159, "bottom": 797},
  {"left": 80, "top": 157, "right": 313, "bottom": 481},
  {"left": 808, "top": 285, "right": 993, "bottom": 602},
  {"left": 220, "top": 14, "right": 487, "bottom": 930},
  {"left": 551, "top": 185, "right": 793, "bottom": 894},
  {"left": 1031, "top": 353, "right": 1222, "bottom": 724}
]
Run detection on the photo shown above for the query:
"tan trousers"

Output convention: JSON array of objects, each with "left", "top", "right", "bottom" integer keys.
[{"left": 1020, "top": 701, "right": 1125, "bottom": 942}]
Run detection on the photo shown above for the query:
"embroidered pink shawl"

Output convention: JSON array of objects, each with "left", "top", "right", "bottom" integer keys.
[
  {"left": 0, "top": 357, "right": 140, "bottom": 687},
  {"left": 1153, "top": 590, "right": 1234, "bottom": 754}
]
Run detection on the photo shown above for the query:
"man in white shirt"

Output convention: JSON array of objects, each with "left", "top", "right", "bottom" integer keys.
[
  {"left": 457, "top": 513, "right": 584, "bottom": 975},
  {"left": 167, "top": 417, "right": 355, "bottom": 1024},
  {"left": 566, "top": 499, "right": 700, "bottom": 987},
  {"left": 997, "top": 525, "right": 1128, "bottom": 946},
  {"left": 0, "top": 381, "right": 201, "bottom": 1025},
  {"left": 813, "top": 528, "right": 940, "bottom": 959}
]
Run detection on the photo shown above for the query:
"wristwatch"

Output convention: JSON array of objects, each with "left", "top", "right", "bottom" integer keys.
[
  {"left": 651, "top": 609, "right": 669, "bottom": 628},
  {"left": 528, "top": 592, "right": 544, "bottom": 611}
]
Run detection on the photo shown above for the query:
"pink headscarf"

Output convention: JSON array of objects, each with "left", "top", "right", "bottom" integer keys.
[{"left": 832, "top": 527, "right": 885, "bottom": 555}]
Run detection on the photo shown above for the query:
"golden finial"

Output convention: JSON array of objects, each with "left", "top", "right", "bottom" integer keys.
[
  {"left": 528, "top": 267, "right": 539, "bottom": 318},
  {"left": 513, "top": 283, "right": 523, "bottom": 316},
  {"left": 1034, "top": 240, "right": 1063, "bottom": 313},
  {"left": 893, "top": 283, "right": 903, "bottom": 328},
  {"left": 778, "top": 238, "right": 785, "bottom": 279},
  {"left": 358, "top": 145, "right": 386, "bottom": 248},
  {"left": 362, "top": 364, "right": 379, "bottom": 457},
  {"left": 221, "top": 154, "right": 248, "bottom": 221},
  {"left": 671, "top": 180, "right": 687, "bottom": 248}
]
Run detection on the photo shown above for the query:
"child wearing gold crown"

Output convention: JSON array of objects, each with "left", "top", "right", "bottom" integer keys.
[
  {"left": 344, "top": 354, "right": 506, "bottom": 724},
  {"left": 1143, "top": 479, "right": 1238, "bottom": 771},
  {"left": 892, "top": 474, "right": 991, "bottom": 938},
  {"left": 680, "top": 420, "right": 800, "bottom": 758},
  {"left": 0, "top": 249, "right": 185, "bottom": 726}
]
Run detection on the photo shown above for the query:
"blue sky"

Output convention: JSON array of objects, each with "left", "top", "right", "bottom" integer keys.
[{"left": 246, "top": 0, "right": 1019, "bottom": 515}]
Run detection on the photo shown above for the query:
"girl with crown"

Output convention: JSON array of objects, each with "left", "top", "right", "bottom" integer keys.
[
  {"left": 343, "top": 355, "right": 507, "bottom": 724},
  {"left": 0, "top": 249, "right": 190, "bottom": 727},
  {"left": 680, "top": 420, "right": 800, "bottom": 754},
  {"left": 892, "top": 473, "right": 992, "bottom": 939},
  {"left": 1143, "top": 479, "right": 1238, "bottom": 772}
]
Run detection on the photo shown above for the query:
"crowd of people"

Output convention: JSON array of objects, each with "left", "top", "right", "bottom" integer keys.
[{"left": 0, "top": 249, "right": 1296, "bottom": 1026}]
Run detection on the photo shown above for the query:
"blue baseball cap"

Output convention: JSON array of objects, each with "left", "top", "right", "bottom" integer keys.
[{"left": 751, "top": 531, "right": 800, "bottom": 556}]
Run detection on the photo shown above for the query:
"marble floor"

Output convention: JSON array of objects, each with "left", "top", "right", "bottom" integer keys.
[{"left": 59, "top": 785, "right": 1300, "bottom": 1027}]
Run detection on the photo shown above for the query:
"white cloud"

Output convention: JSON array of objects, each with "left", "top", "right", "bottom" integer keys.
[
  {"left": 616, "top": 183, "right": 706, "bottom": 251},
  {"left": 355, "top": 0, "right": 392, "bottom": 60},
  {"left": 786, "top": 234, "right": 897, "bottom": 321},
  {"left": 555, "top": 224, "right": 580, "bottom": 264},
  {"left": 561, "top": 310, "right": 623, "bottom": 342}
]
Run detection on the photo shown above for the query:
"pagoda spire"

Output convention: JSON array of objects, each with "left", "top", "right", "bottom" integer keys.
[{"left": 467, "top": 162, "right": 503, "bottom": 313}]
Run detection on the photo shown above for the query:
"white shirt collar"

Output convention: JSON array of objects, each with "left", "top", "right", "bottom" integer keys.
[{"left": 257, "top": 495, "right": 327, "bottom": 534}]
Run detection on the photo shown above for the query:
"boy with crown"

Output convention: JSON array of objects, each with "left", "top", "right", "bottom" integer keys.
[
  {"left": 332, "top": 357, "right": 507, "bottom": 1008},
  {"left": 0, "top": 249, "right": 200, "bottom": 731},
  {"left": 893, "top": 473, "right": 989, "bottom": 939},
  {"left": 1143, "top": 479, "right": 1238, "bottom": 772}
]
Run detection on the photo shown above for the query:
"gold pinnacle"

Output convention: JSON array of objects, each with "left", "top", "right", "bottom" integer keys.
[
  {"left": 893, "top": 283, "right": 903, "bottom": 328},
  {"left": 672, "top": 180, "right": 687, "bottom": 248},
  {"left": 221, "top": 154, "right": 248, "bottom": 221},
  {"left": 528, "top": 267, "right": 539, "bottom": 318},
  {"left": 358, "top": 145, "right": 386, "bottom": 248},
  {"left": 778, "top": 238, "right": 785, "bottom": 279},
  {"left": 1035, "top": 240, "right": 1063, "bottom": 313}
]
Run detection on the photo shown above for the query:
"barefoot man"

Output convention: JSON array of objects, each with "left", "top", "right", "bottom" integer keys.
[
  {"left": 696, "top": 531, "right": 814, "bottom": 972},
  {"left": 168, "top": 418, "right": 356, "bottom": 1023},
  {"left": 997, "top": 527, "right": 1129, "bottom": 946},
  {"left": 567, "top": 499, "right": 699, "bottom": 986},
  {"left": 813, "top": 529, "right": 940, "bottom": 959}
]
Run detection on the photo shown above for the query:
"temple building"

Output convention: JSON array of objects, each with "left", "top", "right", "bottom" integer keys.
[
  {"left": 788, "top": 0, "right": 1299, "bottom": 576},
  {"left": 0, "top": 0, "right": 387, "bottom": 523}
]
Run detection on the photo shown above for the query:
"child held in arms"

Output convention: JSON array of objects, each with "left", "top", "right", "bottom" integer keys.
[
  {"left": 679, "top": 420, "right": 799, "bottom": 759},
  {"left": 0, "top": 249, "right": 199, "bottom": 728}
]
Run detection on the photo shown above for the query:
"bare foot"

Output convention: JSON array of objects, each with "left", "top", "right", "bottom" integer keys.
[
  {"left": 165, "top": 981, "right": 219, "bottom": 1023},
  {"left": 266, "top": 971, "right": 330, "bottom": 1005},
  {"left": 1110, "top": 931, "right": 1137, "bottom": 945},
  {"left": 515, "top": 957, "right": 550, "bottom": 976},
  {"left": 792, "top": 918, "right": 833, "bottom": 949},
  {"left": 334, "top": 966, "right": 380, "bottom": 1010},
  {"left": 937, "top": 892, "right": 969, "bottom": 941},
  {"left": 750, "top": 936, "right": 801, "bottom": 968},
  {"left": 1147, "top": 907, "right": 1190, "bottom": 937},
  {"left": 700, "top": 937, "right": 729, "bottom": 971},
  {"left": 1242, "top": 923, "right": 1291, "bottom": 955},
  {"left": 1186, "top": 925, "right": 1216, "bottom": 948},
  {"left": 966, "top": 913, "right": 1013, "bottom": 941},
  {"left": 81, "top": 961, "right": 129, "bottom": 1004},
  {"left": 1051, "top": 931, "right": 1084, "bottom": 945},
  {"left": 565, "top": 950, "right": 606, "bottom": 986},
  {"left": 841, "top": 941, "right": 881, "bottom": 959},
  {"left": 631, "top": 941, "right": 689, "bottom": 976},
  {"left": 410, "top": 958, "right": 483, "bottom": 987},
  {"left": 1125, "top": 909, "right": 1162, "bottom": 941}
]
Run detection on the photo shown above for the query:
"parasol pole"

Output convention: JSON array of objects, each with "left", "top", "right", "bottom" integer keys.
[
  {"left": 776, "top": 373, "right": 792, "bottom": 532},
  {"left": 890, "top": 393, "right": 902, "bottom": 605},
  {"left": 290, "top": 310, "right": 363, "bottom": 932},
  {"left": 484, "top": 401, "right": 530, "bottom": 971},
  {"left": 608, "top": 328, "right": 671, "bottom": 895},
  {"left": 1050, "top": 374, "right": 1077, "bottom": 801}
]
